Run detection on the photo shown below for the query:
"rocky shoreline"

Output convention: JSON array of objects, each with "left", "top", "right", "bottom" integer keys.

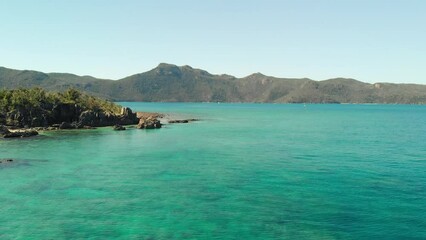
[
  {"left": 0, "top": 126, "right": 38, "bottom": 138},
  {"left": 0, "top": 88, "right": 200, "bottom": 139},
  {"left": 0, "top": 105, "right": 162, "bottom": 138},
  {"left": 1, "top": 108, "right": 199, "bottom": 138}
]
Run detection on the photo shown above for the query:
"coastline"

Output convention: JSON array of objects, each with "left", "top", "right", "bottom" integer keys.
[
  {"left": 0, "top": 109, "right": 160, "bottom": 138},
  {"left": 1, "top": 110, "right": 200, "bottom": 139}
]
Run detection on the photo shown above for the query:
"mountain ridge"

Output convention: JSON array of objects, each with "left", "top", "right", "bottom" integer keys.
[{"left": 1, "top": 64, "right": 426, "bottom": 104}]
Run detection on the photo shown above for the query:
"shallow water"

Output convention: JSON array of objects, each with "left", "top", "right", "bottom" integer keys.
[{"left": 1, "top": 103, "right": 425, "bottom": 239}]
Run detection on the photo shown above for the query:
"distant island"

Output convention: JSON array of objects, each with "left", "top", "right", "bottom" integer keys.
[{"left": 1, "top": 63, "right": 426, "bottom": 104}]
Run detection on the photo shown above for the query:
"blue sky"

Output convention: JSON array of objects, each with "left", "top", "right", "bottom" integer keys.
[{"left": 0, "top": 0, "right": 425, "bottom": 83}]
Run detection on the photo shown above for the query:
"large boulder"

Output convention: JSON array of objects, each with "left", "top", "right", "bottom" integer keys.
[
  {"left": 78, "top": 110, "right": 118, "bottom": 127},
  {"left": 118, "top": 107, "right": 138, "bottom": 125},
  {"left": 120, "top": 107, "right": 132, "bottom": 116},
  {"left": 113, "top": 124, "right": 126, "bottom": 131},
  {"left": 137, "top": 117, "right": 162, "bottom": 129},
  {"left": 98, "top": 112, "right": 117, "bottom": 126}
]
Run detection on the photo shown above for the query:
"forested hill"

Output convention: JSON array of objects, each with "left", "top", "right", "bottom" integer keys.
[{"left": 1, "top": 64, "right": 426, "bottom": 104}]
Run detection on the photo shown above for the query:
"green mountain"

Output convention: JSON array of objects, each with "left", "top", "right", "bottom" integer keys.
[{"left": 1, "top": 64, "right": 426, "bottom": 104}]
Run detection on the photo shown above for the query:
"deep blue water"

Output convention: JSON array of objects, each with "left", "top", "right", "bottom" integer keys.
[{"left": 1, "top": 103, "right": 425, "bottom": 239}]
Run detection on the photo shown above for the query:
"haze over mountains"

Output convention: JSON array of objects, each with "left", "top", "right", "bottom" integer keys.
[{"left": 1, "top": 63, "right": 425, "bottom": 104}]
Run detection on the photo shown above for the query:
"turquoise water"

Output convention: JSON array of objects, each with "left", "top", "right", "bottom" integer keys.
[{"left": 1, "top": 103, "right": 425, "bottom": 239}]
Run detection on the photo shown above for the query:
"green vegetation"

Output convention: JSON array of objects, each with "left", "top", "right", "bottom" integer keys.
[
  {"left": 0, "top": 88, "right": 121, "bottom": 115},
  {"left": 1, "top": 64, "right": 426, "bottom": 104}
]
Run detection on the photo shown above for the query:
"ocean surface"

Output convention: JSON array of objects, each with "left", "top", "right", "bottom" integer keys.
[{"left": 1, "top": 103, "right": 425, "bottom": 239}]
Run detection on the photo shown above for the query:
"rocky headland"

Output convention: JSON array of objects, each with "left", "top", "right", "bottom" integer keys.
[
  {"left": 0, "top": 88, "right": 199, "bottom": 138},
  {"left": 0, "top": 88, "right": 161, "bottom": 138}
]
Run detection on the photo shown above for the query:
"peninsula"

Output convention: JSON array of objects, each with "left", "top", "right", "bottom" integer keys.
[{"left": 0, "top": 88, "right": 160, "bottom": 138}]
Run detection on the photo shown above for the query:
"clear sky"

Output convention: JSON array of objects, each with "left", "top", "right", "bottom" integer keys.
[{"left": 0, "top": 0, "right": 425, "bottom": 83}]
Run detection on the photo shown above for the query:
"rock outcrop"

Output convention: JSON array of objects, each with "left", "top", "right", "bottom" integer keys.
[
  {"left": 118, "top": 107, "right": 138, "bottom": 125},
  {"left": 2, "top": 106, "right": 138, "bottom": 130},
  {"left": 136, "top": 112, "right": 164, "bottom": 119},
  {"left": 168, "top": 119, "right": 199, "bottom": 124},
  {"left": 0, "top": 89, "right": 140, "bottom": 130},
  {"left": 113, "top": 124, "right": 126, "bottom": 131},
  {"left": 0, "top": 159, "right": 14, "bottom": 166},
  {"left": 75, "top": 107, "right": 138, "bottom": 128},
  {"left": 59, "top": 122, "right": 74, "bottom": 129},
  {"left": 4, "top": 130, "right": 39, "bottom": 138},
  {"left": 137, "top": 117, "right": 162, "bottom": 129},
  {"left": 1, "top": 125, "right": 38, "bottom": 138},
  {"left": 0, "top": 159, "right": 14, "bottom": 164}
]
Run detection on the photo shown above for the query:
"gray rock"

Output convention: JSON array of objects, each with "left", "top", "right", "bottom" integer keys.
[
  {"left": 168, "top": 119, "right": 199, "bottom": 124},
  {"left": 137, "top": 117, "right": 162, "bottom": 129},
  {"left": 78, "top": 110, "right": 97, "bottom": 126},
  {"left": 113, "top": 124, "right": 126, "bottom": 131},
  {"left": 118, "top": 107, "right": 138, "bottom": 125},
  {"left": 2, "top": 129, "right": 38, "bottom": 138},
  {"left": 120, "top": 107, "right": 132, "bottom": 116},
  {"left": 78, "top": 110, "right": 123, "bottom": 127},
  {"left": 0, "top": 159, "right": 14, "bottom": 164},
  {"left": 168, "top": 120, "right": 189, "bottom": 123},
  {"left": 59, "top": 122, "right": 74, "bottom": 129}
]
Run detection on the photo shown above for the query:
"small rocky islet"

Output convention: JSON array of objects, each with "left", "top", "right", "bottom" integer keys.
[
  {"left": 0, "top": 88, "right": 198, "bottom": 138},
  {"left": 0, "top": 158, "right": 14, "bottom": 164}
]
